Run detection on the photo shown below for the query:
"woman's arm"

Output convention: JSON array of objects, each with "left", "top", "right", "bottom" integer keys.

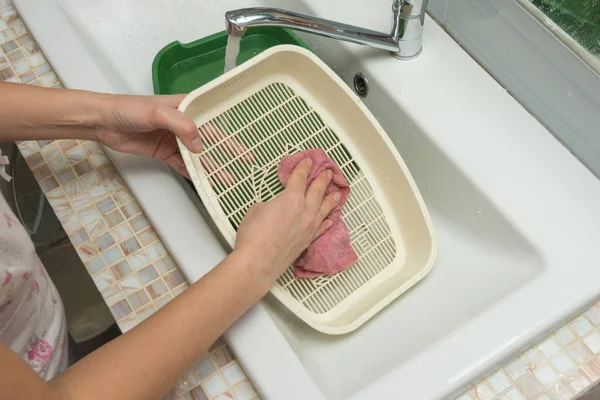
[
  {"left": 0, "top": 154, "right": 337, "bottom": 400},
  {"left": 0, "top": 82, "right": 202, "bottom": 177}
]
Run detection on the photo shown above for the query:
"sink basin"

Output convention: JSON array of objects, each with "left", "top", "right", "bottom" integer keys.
[{"left": 14, "top": 0, "right": 600, "bottom": 399}]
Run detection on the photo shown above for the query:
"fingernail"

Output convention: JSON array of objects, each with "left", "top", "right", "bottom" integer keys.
[
  {"left": 305, "top": 158, "right": 313, "bottom": 167},
  {"left": 327, "top": 170, "right": 333, "bottom": 179},
  {"left": 326, "top": 220, "right": 334, "bottom": 229},
  {"left": 333, "top": 192, "right": 341, "bottom": 202},
  {"left": 192, "top": 137, "right": 203, "bottom": 153}
]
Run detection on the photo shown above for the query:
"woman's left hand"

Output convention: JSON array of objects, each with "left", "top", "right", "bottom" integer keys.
[{"left": 96, "top": 94, "right": 201, "bottom": 178}]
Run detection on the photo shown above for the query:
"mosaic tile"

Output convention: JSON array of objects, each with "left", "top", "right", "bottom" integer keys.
[
  {"left": 80, "top": 170, "right": 100, "bottom": 189},
  {"left": 92, "top": 269, "right": 115, "bottom": 292},
  {"left": 113, "top": 189, "right": 133, "bottom": 205},
  {"left": 39, "top": 176, "right": 58, "bottom": 192},
  {"left": 585, "top": 305, "right": 600, "bottom": 327},
  {"left": 487, "top": 369, "right": 512, "bottom": 394},
  {"left": 138, "top": 265, "right": 158, "bottom": 284},
  {"left": 69, "top": 228, "right": 89, "bottom": 247},
  {"left": 117, "top": 313, "right": 138, "bottom": 334},
  {"left": 79, "top": 205, "right": 100, "bottom": 224},
  {"left": 18, "top": 69, "right": 34, "bottom": 83},
  {"left": 571, "top": 315, "right": 594, "bottom": 337},
  {"left": 121, "top": 201, "right": 141, "bottom": 219},
  {"left": 101, "top": 245, "right": 124, "bottom": 265},
  {"left": 549, "top": 381, "right": 573, "bottom": 399},
  {"left": 563, "top": 369, "right": 590, "bottom": 393},
  {"left": 211, "top": 346, "right": 234, "bottom": 369},
  {"left": 120, "top": 236, "right": 141, "bottom": 256},
  {"left": 203, "top": 374, "right": 228, "bottom": 398},
  {"left": 533, "top": 364, "right": 559, "bottom": 387},
  {"left": 111, "top": 222, "right": 133, "bottom": 242},
  {"left": 147, "top": 279, "right": 168, "bottom": 299},
  {"left": 1, "top": 39, "right": 16, "bottom": 52},
  {"left": 24, "top": 151, "right": 43, "bottom": 168},
  {"left": 65, "top": 146, "right": 86, "bottom": 164},
  {"left": 88, "top": 184, "right": 110, "bottom": 201},
  {"left": 130, "top": 214, "right": 150, "bottom": 232},
  {"left": 499, "top": 388, "right": 526, "bottom": 400},
  {"left": 33, "top": 62, "right": 48, "bottom": 76},
  {"left": 70, "top": 191, "right": 92, "bottom": 210},
  {"left": 138, "top": 228, "right": 159, "bottom": 246},
  {"left": 61, "top": 213, "right": 82, "bottom": 234},
  {"left": 222, "top": 362, "right": 245, "bottom": 386},
  {"left": 165, "top": 270, "right": 186, "bottom": 289},
  {"left": 110, "top": 299, "right": 132, "bottom": 320},
  {"left": 517, "top": 375, "right": 543, "bottom": 398},
  {"left": 568, "top": 342, "right": 593, "bottom": 365},
  {"left": 105, "top": 208, "right": 124, "bottom": 227},
  {"left": 582, "top": 358, "right": 600, "bottom": 381},
  {"left": 96, "top": 196, "right": 116, "bottom": 214},
  {"left": 101, "top": 283, "right": 124, "bottom": 306},
  {"left": 552, "top": 353, "right": 578, "bottom": 374},
  {"left": 111, "top": 260, "right": 132, "bottom": 280},
  {"left": 11, "top": 58, "right": 27, "bottom": 75},
  {"left": 147, "top": 241, "right": 167, "bottom": 261},
  {"left": 84, "top": 255, "right": 106, "bottom": 276},
  {"left": 85, "top": 218, "right": 107, "bottom": 238},
  {"left": 119, "top": 275, "right": 142, "bottom": 296},
  {"left": 154, "top": 294, "right": 173, "bottom": 309},
  {"left": 55, "top": 168, "right": 76, "bottom": 185},
  {"left": 555, "top": 327, "right": 578, "bottom": 347},
  {"left": 583, "top": 332, "right": 600, "bottom": 354},
  {"left": 73, "top": 159, "right": 93, "bottom": 176},
  {"left": 58, "top": 140, "right": 77, "bottom": 152},
  {"left": 190, "top": 386, "right": 209, "bottom": 400},
  {"left": 191, "top": 355, "right": 217, "bottom": 382},
  {"left": 21, "top": 41, "right": 38, "bottom": 56},
  {"left": 127, "top": 289, "right": 149, "bottom": 310},
  {"left": 94, "top": 232, "right": 116, "bottom": 252},
  {"left": 137, "top": 304, "right": 156, "bottom": 321},
  {"left": 16, "top": 140, "right": 36, "bottom": 157},
  {"left": 232, "top": 381, "right": 258, "bottom": 400},
  {"left": 53, "top": 200, "right": 72, "bottom": 220},
  {"left": 127, "top": 250, "right": 150, "bottom": 271},
  {"left": 5, "top": 48, "right": 21, "bottom": 62},
  {"left": 89, "top": 152, "right": 109, "bottom": 168},
  {"left": 40, "top": 140, "right": 61, "bottom": 162}
]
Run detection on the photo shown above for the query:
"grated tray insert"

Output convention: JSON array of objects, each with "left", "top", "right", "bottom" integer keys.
[{"left": 197, "top": 82, "right": 397, "bottom": 314}]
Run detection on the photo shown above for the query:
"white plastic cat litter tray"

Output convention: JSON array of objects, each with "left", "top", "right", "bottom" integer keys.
[{"left": 177, "top": 45, "right": 436, "bottom": 335}]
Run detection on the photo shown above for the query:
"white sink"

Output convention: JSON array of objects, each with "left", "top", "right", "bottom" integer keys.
[{"left": 15, "top": 0, "right": 600, "bottom": 399}]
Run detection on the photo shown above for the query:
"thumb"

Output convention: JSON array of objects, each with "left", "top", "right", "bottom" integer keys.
[{"left": 152, "top": 105, "right": 203, "bottom": 153}]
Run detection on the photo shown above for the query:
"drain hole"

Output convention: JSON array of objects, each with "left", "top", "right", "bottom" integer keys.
[{"left": 353, "top": 72, "right": 369, "bottom": 98}]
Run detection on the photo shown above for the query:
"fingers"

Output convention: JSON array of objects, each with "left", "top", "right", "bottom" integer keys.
[
  {"left": 155, "top": 94, "right": 187, "bottom": 108},
  {"left": 200, "top": 153, "right": 237, "bottom": 187},
  {"left": 163, "top": 153, "right": 191, "bottom": 179},
  {"left": 151, "top": 106, "right": 203, "bottom": 154},
  {"left": 312, "top": 219, "right": 334, "bottom": 241},
  {"left": 285, "top": 158, "right": 313, "bottom": 192},
  {"left": 200, "top": 122, "right": 255, "bottom": 163},
  {"left": 305, "top": 169, "right": 332, "bottom": 211},
  {"left": 317, "top": 192, "right": 341, "bottom": 222}
]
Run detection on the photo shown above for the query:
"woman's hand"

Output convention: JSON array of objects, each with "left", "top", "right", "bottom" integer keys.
[
  {"left": 234, "top": 158, "right": 341, "bottom": 284},
  {"left": 96, "top": 94, "right": 201, "bottom": 178}
]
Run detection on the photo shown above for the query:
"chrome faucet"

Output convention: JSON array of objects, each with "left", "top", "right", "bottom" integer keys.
[{"left": 225, "top": 0, "right": 428, "bottom": 60}]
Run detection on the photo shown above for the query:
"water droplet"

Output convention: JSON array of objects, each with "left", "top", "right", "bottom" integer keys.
[
  {"left": 568, "top": 92, "right": 572, "bottom": 98},
  {"left": 385, "top": 177, "right": 390, "bottom": 181},
  {"left": 476, "top": 210, "right": 482, "bottom": 217}
]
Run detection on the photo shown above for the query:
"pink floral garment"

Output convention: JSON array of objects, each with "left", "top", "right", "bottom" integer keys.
[{"left": 0, "top": 164, "right": 68, "bottom": 379}]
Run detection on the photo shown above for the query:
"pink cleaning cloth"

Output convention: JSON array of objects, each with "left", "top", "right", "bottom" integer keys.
[{"left": 278, "top": 149, "right": 358, "bottom": 279}]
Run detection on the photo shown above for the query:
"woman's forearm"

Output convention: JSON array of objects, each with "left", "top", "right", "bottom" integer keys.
[
  {"left": 0, "top": 82, "right": 107, "bottom": 141},
  {"left": 51, "top": 249, "right": 267, "bottom": 400}
]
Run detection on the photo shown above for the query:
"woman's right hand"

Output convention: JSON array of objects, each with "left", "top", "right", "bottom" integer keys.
[{"left": 234, "top": 158, "right": 341, "bottom": 284}]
